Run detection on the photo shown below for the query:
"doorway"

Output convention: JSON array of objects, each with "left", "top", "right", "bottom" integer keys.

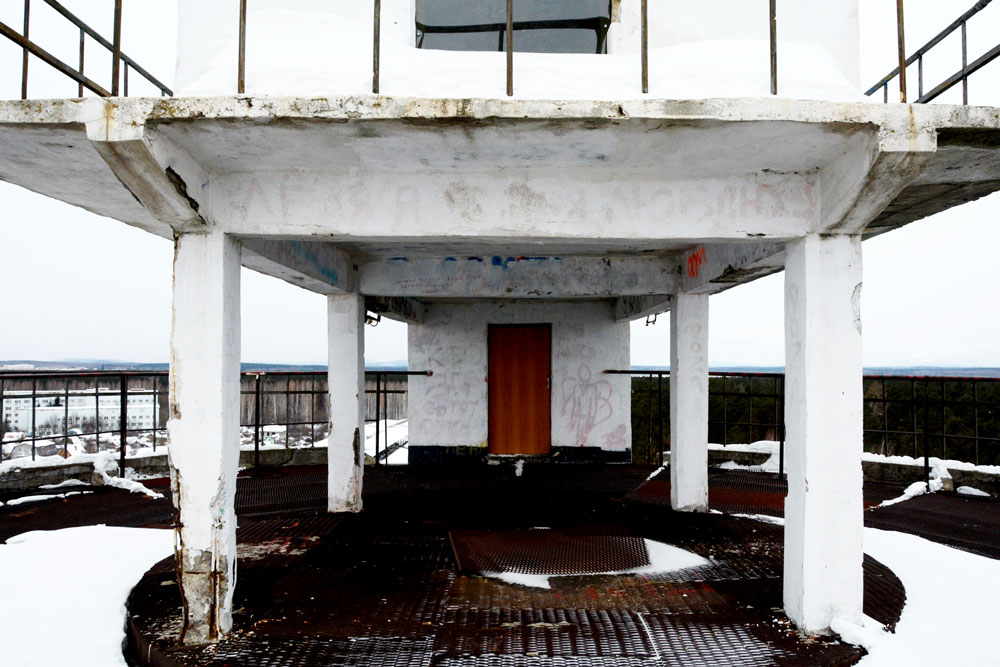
[{"left": 487, "top": 324, "right": 552, "bottom": 455}]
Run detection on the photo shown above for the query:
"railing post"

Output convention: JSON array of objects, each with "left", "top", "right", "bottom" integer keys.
[
  {"left": 77, "top": 27, "right": 84, "bottom": 97},
  {"left": 646, "top": 374, "right": 654, "bottom": 461},
  {"left": 640, "top": 0, "right": 648, "bottom": 94},
  {"left": 778, "top": 374, "right": 785, "bottom": 480},
  {"left": 657, "top": 372, "right": 664, "bottom": 465},
  {"left": 372, "top": 0, "right": 380, "bottom": 94},
  {"left": 238, "top": 0, "right": 247, "bottom": 94},
  {"left": 119, "top": 374, "right": 127, "bottom": 478},
  {"left": 0, "top": 375, "right": 5, "bottom": 459},
  {"left": 31, "top": 377, "right": 36, "bottom": 460},
  {"left": 63, "top": 381, "right": 69, "bottom": 457},
  {"left": 896, "top": 0, "right": 907, "bottom": 102},
  {"left": 769, "top": 0, "right": 777, "bottom": 95},
  {"left": 923, "top": 379, "right": 930, "bottom": 490},
  {"left": 974, "top": 380, "right": 979, "bottom": 465},
  {"left": 152, "top": 377, "right": 157, "bottom": 452},
  {"left": 94, "top": 378, "right": 100, "bottom": 453},
  {"left": 961, "top": 21, "right": 968, "bottom": 104},
  {"left": 917, "top": 54, "right": 924, "bottom": 99},
  {"left": 375, "top": 373, "right": 381, "bottom": 465},
  {"left": 111, "top": 0, "right": 122, "bottom": 96},
  {"left": 253, "top": 373, "right": 262, "bottom": 469},
  {"left": 21, "top": 0, "right": 30, "bottom": 100},
  {"left": 506, "top": 0, "right": 513, "bottom": 96}
]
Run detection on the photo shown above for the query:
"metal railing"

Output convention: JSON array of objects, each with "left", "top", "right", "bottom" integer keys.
[
  {"left": 866, "top": 0, "right": 999, "bottom": 104},
  {"left": 0, "top": 0, "right": 172, "bottom": 99},
  {"left": 610, "top": 370, "right": 786, "bottom": 473},
  {"left": 0, "top": 369, "right": 429, "bottom": 476},
  {"left": 239, "top": 1, "right": 781, "bottom": 98},
  {"left": 612, "top": 370, "right": 1000, "bottom": 482}
]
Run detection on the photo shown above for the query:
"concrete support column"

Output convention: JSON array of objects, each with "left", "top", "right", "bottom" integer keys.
[
  {"left": 783, "top": 234, "right": 864, "bottom": 635},
  {"left": 166, "top": 231, "right": 241, "bottom": 644},
  {"left": 669, "top": 292, "right": 709, "bottom": 511},
  {"left": 327, "top": 292, "right": 366, "bottom": 513}
]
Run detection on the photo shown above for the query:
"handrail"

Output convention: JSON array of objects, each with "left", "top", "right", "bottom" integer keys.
[
  {"left": 1, "top": 0, "right": 173, "bottom": 99},
  {"left": 866, "top": 0, "right": 997, "bottom": 104},
  {"left": 240, "top": 2, "right": 783, "bottom": 99}
]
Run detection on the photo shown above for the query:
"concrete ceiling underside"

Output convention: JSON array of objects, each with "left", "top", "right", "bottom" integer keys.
[
  {"left": 148, "top": 116, "right": 859, "bottom": 179},
  {"left": 1, "top": 96, "right": 999, "bottom": 301}
]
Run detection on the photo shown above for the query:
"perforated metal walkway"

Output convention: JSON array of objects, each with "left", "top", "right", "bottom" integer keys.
[{"left": 121, "top": 465, "right": 904, "bottom": 667}]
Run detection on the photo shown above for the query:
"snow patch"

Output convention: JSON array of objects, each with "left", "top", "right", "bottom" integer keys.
[
  {"left": 6, "top": 491, "right": 93, "bottom": 506},
  {"left": 92, "top": 452, "right": 163, "bottom": 498},
  {"left": 855, "top": 529, "right": 1000, "bottom": 665},
  {"left": 481, "top": 537, "right": 709, "bottom": 590},
  {"left": 830, "top": 615, "right": 890, "bottom": 651},
  {"left": 956, "top": 485, "right": 991, "bottom": 498},
  {"left": 38, "top": 479, "right": 90, "bottom": 490},
  {"left": 0, "top": 525, "right": 174, "bottom": 667}
]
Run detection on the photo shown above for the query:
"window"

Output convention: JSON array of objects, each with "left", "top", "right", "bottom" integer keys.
[{"left": 416, "top": 0, "right": 612, "bottom": 54}]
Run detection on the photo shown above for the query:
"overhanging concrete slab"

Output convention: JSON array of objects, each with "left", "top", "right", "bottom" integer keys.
[{"left": 2, "top": 96, "right": 999, "bottom": 296}]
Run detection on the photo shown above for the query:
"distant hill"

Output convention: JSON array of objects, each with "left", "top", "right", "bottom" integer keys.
[{"left": 3, "top": 360, "right": 997, "bottom": 378}]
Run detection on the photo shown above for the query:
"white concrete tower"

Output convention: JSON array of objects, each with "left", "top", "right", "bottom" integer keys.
[{"left": 3, "top": 0, "right": 999, "bottom": 648}]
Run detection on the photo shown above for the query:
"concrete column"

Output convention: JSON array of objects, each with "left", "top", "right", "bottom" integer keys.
[
  {"left": 669, "top": 292, "right": 709, "bottom": 511},
  {"left": 166, "top": 231, "right": 241, "bottom": 644},
  {"left": 327, "top": 292, "right": 366, "bottom": 513},
  {"left": 783, "top": 234, "right": 864, "bottom": 635}
]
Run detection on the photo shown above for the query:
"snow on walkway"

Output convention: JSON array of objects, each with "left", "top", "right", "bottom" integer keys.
[
  {"left": 739, "top": 514, "right": 1000, "bottom": 666},
  {"left": 0, "top": 526, "right": 173, "bottom": 667},
  {"left": 854, "top": 529, "right": 1000, "bottom": 666}
]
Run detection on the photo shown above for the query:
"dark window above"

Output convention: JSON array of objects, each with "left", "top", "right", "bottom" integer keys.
[{"left": 416, "top": 0, "right": 612, "bottom": 54}]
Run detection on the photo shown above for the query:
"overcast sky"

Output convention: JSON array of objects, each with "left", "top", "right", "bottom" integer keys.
[{"left": 1, "top": 1, "right": 998, "bottom": 367}]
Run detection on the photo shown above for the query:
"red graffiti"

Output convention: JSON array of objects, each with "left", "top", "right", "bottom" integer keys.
[{"left": 686, "top": 247, "right": 706, "bottom": 278}]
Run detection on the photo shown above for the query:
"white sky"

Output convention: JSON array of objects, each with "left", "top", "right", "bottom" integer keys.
[{"left": 0, "top": 1, "right": 998, "bottom": 367}]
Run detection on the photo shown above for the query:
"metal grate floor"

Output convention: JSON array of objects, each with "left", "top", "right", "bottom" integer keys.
[
  {"left": 124, "top": 465, "right": 903, "bottom": 667},
  {"left": 450, "top": 525, "right": 650, "bottom": 575}
]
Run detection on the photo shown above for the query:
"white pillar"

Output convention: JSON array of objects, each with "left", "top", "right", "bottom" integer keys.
[
  {"left": 783, "top": 234, "right": 864, "bottom": 635},
  {"left": 166, "top": 231, "right": 241, "bottom": 644},
  {"left": 669, "top": 292, "right": 709, "bottom": 512},
  {"left": 328, "top": 293, "right": 365, "bottom": 512}
]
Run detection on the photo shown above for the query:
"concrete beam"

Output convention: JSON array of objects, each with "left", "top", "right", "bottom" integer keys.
[
  {"left": 678, "top": 242, "right": 784, "bottom": 295},
  {"left": 669, "top": 293, "right": 709, "bottom": 512},
  {"left": 783, "top": 234, "right": 864, "bottom": 635},
  {"left": 614, "top": 295, "right": 672, "bottom": 321},
  {"left": 820, "top": 123, "right": 937, "bottom": 235},
  {"left": 328, "top": 293, "right": 365, "bottom": 513},
  {"left": 85, "top": 114, "right": 205, "bottom": 232},
  {"left": 359, "top": 256, "right": 678, "bottom": 299},
  {"left": 166, "top": 231, "right": 241, "bottom": 643},
  {"left": 240, "top": 239, "right": 357, "bottom": 294},
  {"left": 365, "top": 296, "right": 426, "bottom": 324}
]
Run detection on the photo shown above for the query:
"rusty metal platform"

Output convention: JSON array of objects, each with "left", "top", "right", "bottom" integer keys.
[{"left": 123, "top": 465, "right": 902, "bottom": 667}]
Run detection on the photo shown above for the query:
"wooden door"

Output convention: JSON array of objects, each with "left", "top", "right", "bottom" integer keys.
[{"left": 488, "top": 325, "right": 551, "bottom": 455}]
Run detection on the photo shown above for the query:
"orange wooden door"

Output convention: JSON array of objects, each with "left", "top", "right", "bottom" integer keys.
[{"left": 488, "top": 325, "right": 551, "bottom": 455}]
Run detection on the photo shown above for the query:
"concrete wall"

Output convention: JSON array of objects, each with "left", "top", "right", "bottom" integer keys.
[{"left": 407, "top": 301, "right": 630, "bottom": 456}]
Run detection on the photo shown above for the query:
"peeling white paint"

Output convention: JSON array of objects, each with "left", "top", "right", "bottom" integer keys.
[
  {"left": 783, "top": 234, "right": 864, "bottom": 635},
  {"left": 167, "top": 231, "right": 242, "bottom": 643},
  {"left": 327, "top": 293, "right": 365, "bottom": 512},
  {"left": 669, "top": 293, "right": 709, "bottom": 512}
]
